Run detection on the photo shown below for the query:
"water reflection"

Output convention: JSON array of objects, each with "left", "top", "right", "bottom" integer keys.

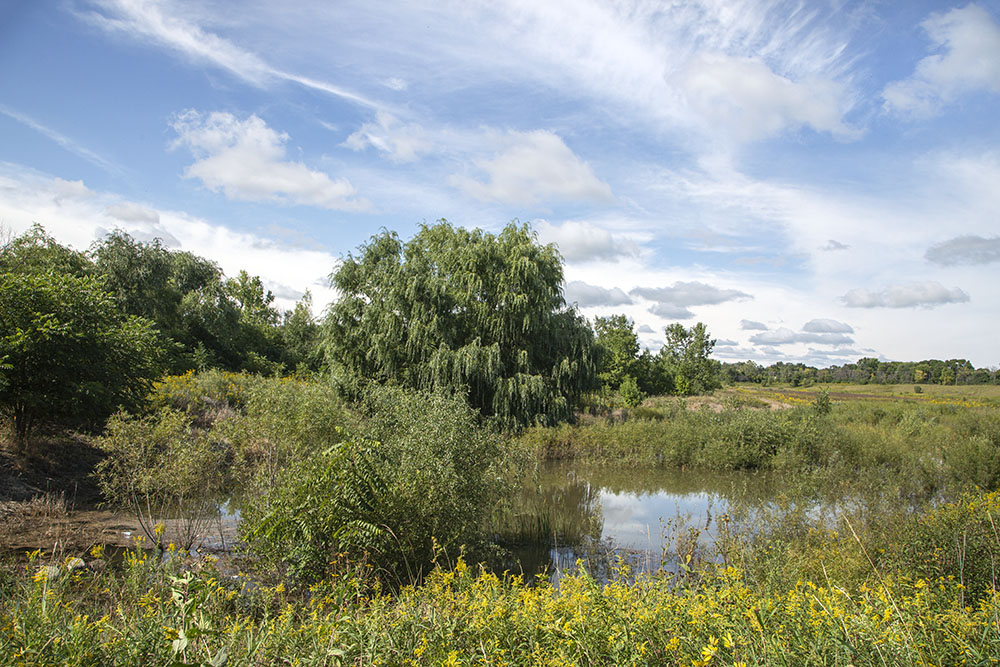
[{"left": 504, "top": 461, "right": 775, "bottom": 584}]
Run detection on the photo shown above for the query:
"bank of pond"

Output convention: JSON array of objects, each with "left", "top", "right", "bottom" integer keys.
[{"left": 3, "top": 372, "right": 1000, "bottom": 664}]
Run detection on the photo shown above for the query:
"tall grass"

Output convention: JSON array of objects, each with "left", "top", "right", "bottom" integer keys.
[{"left": 520, "top": 400, "right": 1000, "bottom": 493}]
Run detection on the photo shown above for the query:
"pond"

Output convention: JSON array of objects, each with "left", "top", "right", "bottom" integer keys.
[{"left": 503, "top": 461, "right": 776, "bottom": 585}]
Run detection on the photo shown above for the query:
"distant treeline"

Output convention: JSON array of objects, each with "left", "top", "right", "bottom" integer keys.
[{"left": 722, "top": 357, "right": 999, "bottom": 386}]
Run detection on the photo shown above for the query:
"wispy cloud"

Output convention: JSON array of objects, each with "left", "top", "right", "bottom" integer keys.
[
  {"left": 81, "top": 0, "right": 383, "bottom": 111},
  {"left": 0, "top": 104, "right": 120, "bottom": 174},
  {"left": 343, "top": 112, "right": 430, "bottom": 163}
]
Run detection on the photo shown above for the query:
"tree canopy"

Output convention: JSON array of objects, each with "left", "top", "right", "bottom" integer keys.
[
  {"left": 0, "top": 271, "right": 164, "bottom": 447},
  {"left": 321, "top": 221, "right": 598, "bottom": 427}
]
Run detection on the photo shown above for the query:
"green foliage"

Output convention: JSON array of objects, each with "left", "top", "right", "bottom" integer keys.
[
  {"left": 95, "top": 409, "right": 231, "bottom": 550},
  {"left": 618, "top": 375, "right": 645, "bottom": 408},
  {"left": 659, "top": 322, "right": 721, "bottom": 395},
  {"left": 0, "top": 224, "right": 91, "bottom": 277},
  {"left": 279, "top": 290, "right": 321, "bottom": 372},
  {"left": 0, "top": 271, "right": 164, "bottom": 446},
  {"left": 242, "top": 385, "right": 514, "bottom": 584},
  {"left": 593, "top": 314, "right": 639, "bottom": 391},
  {"left": 812, "top": 387, "right": 832, "bottom": 415},
  {"left": 322, "top": 221, "right": 598, "bottom": 427}
]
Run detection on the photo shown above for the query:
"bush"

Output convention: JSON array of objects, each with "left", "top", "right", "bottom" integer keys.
[
  {"left": 95, "top": 409, "right": 231, "bottom": 550},
  {"left": 618, "top": 375, "right": 645, "bottom": 408},
  {"left": 241, "top": 385, "right": 517, "bottom": 584}
]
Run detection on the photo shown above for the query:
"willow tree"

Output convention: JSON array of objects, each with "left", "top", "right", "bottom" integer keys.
[{"left": 322, "top": 221, "right": 598, "bottom": 427}]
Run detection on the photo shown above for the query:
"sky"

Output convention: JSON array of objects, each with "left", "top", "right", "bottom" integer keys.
[{"left": 1, "top": 0, "right": 999, "bottom": 368}]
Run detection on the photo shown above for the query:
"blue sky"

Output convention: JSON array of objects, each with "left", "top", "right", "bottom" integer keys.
[{"left": 2, "top": 0, "right": 999, "bottom": 367}]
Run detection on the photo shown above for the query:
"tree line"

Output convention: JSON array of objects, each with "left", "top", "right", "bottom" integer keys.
[
  {"left": 0, "top": 222, "right": 720, "bottom": 447},
  {"left": 721, "top": 357, "right": 999, "bottom": 387}
]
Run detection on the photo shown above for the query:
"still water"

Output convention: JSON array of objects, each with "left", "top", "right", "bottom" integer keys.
[{"left": 506, "top": 461, "right": 775, "bottom": 584}]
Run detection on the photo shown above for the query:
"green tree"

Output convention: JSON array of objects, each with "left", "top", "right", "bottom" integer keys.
[
  {"left": 659, "top": 322, "right": 720, "bottom": 395},
  {"left": 593, "top": 314, "right": 640, "bottom": 391},
  {"left": 321, "top": 221, "right": 598, "bottom": 427},
  {"left": 0, "top": 272, "right": 164, "bottom": 449},
  {"left": 280, "top": 290, "right": 321, "bottom": 372},
  {"left": 0, "top": 224, "right": 91, "bottom": 277}
]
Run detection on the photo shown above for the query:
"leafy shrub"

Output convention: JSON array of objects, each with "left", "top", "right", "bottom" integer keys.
[
  {"left": 241, "top": 385, "right": 517, "bottom": 584},
  {"left": 95, "top": 409, "right": 232, "bottom": 550},
  {"left": 618, "top": 375, "right": 645, "bottom": 408}
]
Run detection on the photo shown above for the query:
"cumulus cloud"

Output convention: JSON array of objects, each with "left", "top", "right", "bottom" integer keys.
[
  {"left": 883, "top": 4, "right": 1000, "bottom": 116},
  {"left": 535, "top": 220, "right": 639, "bottom": 262},
  {"left": 749, "top": 328, "right": 854, "bottom": 346},
  {"left": 740, "top": 319, "right": 768, "bottom": 330},
  {"left": 676, "top": 53, "right": 856, "bottom": 142},
  {"left": 563, "top": 280, "right": 632, "bottom": 308},
  {"left": 451, "top": 130, "right": 613, "bottom": 206},
  {"left": 802, "top": 318, "right": 854, "bottom": 334},
  {"left": 631, "top": 281, "right": 752, "bottom": 307},
  {"left": 170, "top": 110, "right": 369, "bottom": 211},
  {"left": 637, "top": 324, "right": 655, "bottom": 334},
  {"left": 715, "top": 339, "right": 738, "bottom": 347},
  {"left": 841, "top": 281, "right": 970, "bottom": 308},
  {"left": 343, "top": 111, "right": 430, "bottom": 162},
  {"left": 822, "top": 239, "right": 849, "bottom": 251},
  {"left": 925, "top": 235, "right": 1000, "bottom": 266}
]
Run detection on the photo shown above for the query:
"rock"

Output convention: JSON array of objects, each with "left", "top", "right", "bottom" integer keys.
[
  {"left": 87, "top": 558, "right": 107, "bottom": 573},
  {"left": 37, "top": 565, "right": 61, "bottom": 580},
  {"left": 66, "top": 557, "right": 86, "bottom": 571}
]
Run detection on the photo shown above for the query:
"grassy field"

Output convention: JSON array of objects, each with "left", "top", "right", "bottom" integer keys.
[{"left": 736, "top": 382, "right": 1000, "bottom": 407}]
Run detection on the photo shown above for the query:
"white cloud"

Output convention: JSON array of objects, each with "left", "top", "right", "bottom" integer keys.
[
  {"left": 842, "top": 281, "right": 970, "bottom": 309},
  {"left": 105, "top": 202, "right": 160, "bottom": 224},
  {"left": 563, "top": 281, "right": 631, "bottom": 308},
  {"left": 822, "top": 239, "right": 849, "bottom": 251},
  {"left": 637, "top": 324, "right": 655, "bottom": 334},
  {"left": 0, "top": 163, "right": 339, "bottom": 313},
  {"left": 740, "top": 319, "right": 768, "bottom": 330},
  {"left": 535, "top": 220, "right": 639, "bottom": 263},
  {"left": 925, "top": 235, "right": 1000, "bottom": 266},
  {"left": 883, "top": 4, "right": 1000, "bottom": 116},
  {"left": 631, "top": 281, "right": 752, "bottom": 307},
  {"left": 343, "top": 112, "right": 430, "bottom": 163},
  {"left": 649, "top": 303, "right": 694, "bottom": 320},
  {"left": 675, "top": 53, "right": 856, "bottom": 142},
  {"left": 450, "top": 130, "right": 613, "bottom": 206},
  {"left": 749, "top": 328, "right": 854, "bottom": 346},
  {"left": 802, "top": 318, "right": 853, "bottom": 334},
  {"left": 170, "top": 110, "right": 369, "bottom": 211},
  {"left": 715, "top": 338, "right": 738, "bottom": 347}
]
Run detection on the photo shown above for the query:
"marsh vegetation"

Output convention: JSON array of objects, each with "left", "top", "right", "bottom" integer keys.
[{"left": 3, "top": 223, "right": 1000, "bottom": 664}]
